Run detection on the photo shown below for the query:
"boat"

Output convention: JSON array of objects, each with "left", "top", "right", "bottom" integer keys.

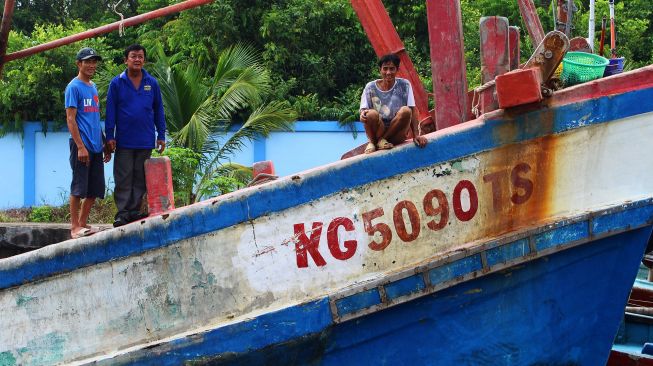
[
  {"left": 608, "top": 263, "right": 653, "bottom": 366},
  {"left": 2, "top": 1, "right": 653, "bottom": 365}
]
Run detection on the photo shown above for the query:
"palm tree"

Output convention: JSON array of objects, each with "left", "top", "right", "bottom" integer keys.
[{"left": 149, "top": 44, "right": 297, "bottom": 203}]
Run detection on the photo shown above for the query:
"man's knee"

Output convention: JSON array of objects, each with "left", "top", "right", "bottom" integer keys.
[
  {"left": 397, "top": 106, "right": 412, "bottom": 119},
  {"left": 365, "top": 109, "right": 380, "bottom": 123}
]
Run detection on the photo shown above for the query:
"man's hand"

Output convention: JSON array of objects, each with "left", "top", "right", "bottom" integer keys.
[
  {"left": 103, "top": 144, "right": 112, "bottom": 163},
  {"left": 360, "top": 109, "right": 368, "bottom": 123},
  {"left": 106, "top": 139, "right": 116, "bottom": 153},
  {"left": 156, "top": 139, "right": 166, "bottom": 154},
  {"left": 413, "top": 135, "right": 428, "bottom": 148},
  {"left": 77, "top": 145, "right": 90, "bottom": 166}
]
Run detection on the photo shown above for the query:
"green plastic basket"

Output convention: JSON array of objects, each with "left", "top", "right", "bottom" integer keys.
[{"left": 561, "top": 52, "right": 609, "bottom": 86}]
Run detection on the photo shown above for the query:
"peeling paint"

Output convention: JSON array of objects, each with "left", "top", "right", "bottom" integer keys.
[
  {"left": 0, "top": 351, "right": 16, "bottom": 366},
  {"left": 15, "top": 294, "right": 36, "bottom": 307}
]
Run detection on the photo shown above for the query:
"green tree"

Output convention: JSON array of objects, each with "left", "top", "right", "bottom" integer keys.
[
  {"left": 149, "top": 44, "right": 297, "bottom": 202},
  {"left": 0, "top": 21, "right": 117, "bottom": 131}
]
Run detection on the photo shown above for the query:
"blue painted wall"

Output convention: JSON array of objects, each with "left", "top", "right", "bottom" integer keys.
[{"left": 0, "top": 121, "right": 365, "bottom": 208}]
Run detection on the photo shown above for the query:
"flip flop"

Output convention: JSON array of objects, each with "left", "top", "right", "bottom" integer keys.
[
  {"left": 71, "top": 227, "right": 93, "bottom": 239},
  {"left": 364, "top": 142, "right": 376, "bottom": 154},
  {"left": 376, "top": 138, "right": 394, "bottom": 150}
]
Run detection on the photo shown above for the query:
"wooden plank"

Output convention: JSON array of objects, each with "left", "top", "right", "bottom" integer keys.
[
  {"left": 509, "top": 26, "right": 520, "bottom": 70},
  {"left": 518, "top": 0, "right": 545, "bottom": 47},
  {"left": 479, "top": 16, "right": 510, "bottom": 114},
  {"left": 426, "top": 0, "right": 468, "bottom": 129}
]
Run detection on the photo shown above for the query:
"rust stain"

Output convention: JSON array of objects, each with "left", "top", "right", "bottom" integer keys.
[{"left": 478, "top": 111, "right": 559, "bottom": 239}]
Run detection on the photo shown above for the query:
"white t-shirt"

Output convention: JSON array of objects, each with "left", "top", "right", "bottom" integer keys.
[{"left": 359, "top": 77, "right": 415, "bottom": 126}]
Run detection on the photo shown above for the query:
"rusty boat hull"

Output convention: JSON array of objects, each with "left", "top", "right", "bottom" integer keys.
[{"left": 2, "top": 67, "right": 653, "bottom": 365}]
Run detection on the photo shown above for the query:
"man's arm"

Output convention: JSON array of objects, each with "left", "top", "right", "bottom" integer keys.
[
  {"left": 66, "top": 107, "right": 90, "bottom": 165},
  {"left": 410, "top": 106, "right": 427, "bottom": 148},
  {"left": 105, "top": 80, "right": 117, "bottom": 152},
  {"left": 153, "top": 80, "right": 166, "bottom": 153}
]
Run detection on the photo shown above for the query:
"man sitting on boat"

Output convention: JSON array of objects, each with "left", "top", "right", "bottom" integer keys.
[{"left": 359, "top": 53, "right": 428, "bottom": 154}]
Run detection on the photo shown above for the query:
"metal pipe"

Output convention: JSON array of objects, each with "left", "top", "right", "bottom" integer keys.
[
  {"left": 588, "top": 0, "right": 595, "bottom": 52},
  {"left": 609, "top": 0, "right": 616, "bottom": 58},
  {"left": 0, "top": 0, "right": 16, "bottom": 77},
  {"left": 2, "top": 0, "right": 213, "bottom": 64},
  {"left": 565, "top": 0, "right": 573, "bottom": 37}
]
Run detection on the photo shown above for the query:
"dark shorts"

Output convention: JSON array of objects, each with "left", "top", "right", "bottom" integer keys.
[{"left": 69, "top": 139, "right": 105, "bottom": 199}]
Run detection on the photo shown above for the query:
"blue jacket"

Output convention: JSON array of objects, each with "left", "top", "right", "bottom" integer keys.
[{"left": 105, "top": 69, "right": 166, "bottom": 149}]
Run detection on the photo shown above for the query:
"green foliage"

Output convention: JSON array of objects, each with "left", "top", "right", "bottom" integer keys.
[
  {"left": 0, "top": 21, "right": 118, "bottom": 127},
  {"left": 2, "top": 0, "right": 653, "bottom": 141},
  {"left": 154, "top": 147, "right": 202, "bottom": 206},
  {"left": 28, "top": 205, "right": 54, "bottom": 222},
  {"left": 148, "top": 44, "right": 294, "bottom": 203}
]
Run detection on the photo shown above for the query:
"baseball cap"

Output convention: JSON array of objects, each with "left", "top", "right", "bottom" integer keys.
[{"left": 76, "top": 47, "right": 102, "bottom": 61}]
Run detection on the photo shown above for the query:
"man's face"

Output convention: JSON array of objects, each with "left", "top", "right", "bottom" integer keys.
[
  {"left": 125, "top": 50, "right": 145, "bottom": 72},
  {"left": 77, "top": 59, "right": 99, "bottom": 78},
  {"left": 379, "top": 61, "right": 398, "bottom": 82}
]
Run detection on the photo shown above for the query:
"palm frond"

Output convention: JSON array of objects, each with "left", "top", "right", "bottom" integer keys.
[{"left": 205, "top": 101, "right": 296, "bottom": 170}]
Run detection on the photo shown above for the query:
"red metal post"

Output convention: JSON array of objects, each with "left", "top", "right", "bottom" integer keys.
[
  {"left": 426, "top": 0, "right": 468, "bottom": 129},
  {"left": 509, "top": 26, "right": 520, "bottom": 70},
  {"left": 2, "top": 0, "right": 213, "bottom": 64},
  {"left": 556, "top": 0, "right": 568, "bottom": 33},
  {"left": 0, "top": 0, "right": 16, "bottom": 78},
  {"left": 518, "top": 0, "right": 545, "bottom": 47},
  {"left": 145, "top": 157, "right": 175, "bottom": 216},
  {"left": 479, "top": 16, "right": 510, "bottom": 114},
  {"left": 350, "top": 0, "right": 431, "bottom": 128}
]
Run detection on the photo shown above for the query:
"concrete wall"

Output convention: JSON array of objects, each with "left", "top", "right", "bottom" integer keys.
[{"left": 0, "top": 121, "right": 366, "bottom": 209}]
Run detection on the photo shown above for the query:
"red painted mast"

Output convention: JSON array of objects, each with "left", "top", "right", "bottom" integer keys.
[
  {"left": 2, "top": 0, "right": 213, "bottom": 65},
  {"left": 518, "top": 0, "right": 545, "bottom": 47},
  {"left": 426, "top": 0, "right": 468, "bottom": 129},
  {"left": 0, "top": 0, "right": 16, "bottom": 77},
  {"left": 350, "top": 0, "right": 432, "bottom": 129}
]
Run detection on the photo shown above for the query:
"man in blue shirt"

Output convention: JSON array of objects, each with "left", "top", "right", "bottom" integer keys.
[
  {"left": 106, "top": 44, "right": 166, "bottom": 227},
  {"left": 65, "top": 47, "right": 112, "bottom": 238}
]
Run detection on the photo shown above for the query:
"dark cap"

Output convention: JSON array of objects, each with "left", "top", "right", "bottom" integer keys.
[{"left": 76, "top": 47, "right": 102, "bottom": 61}]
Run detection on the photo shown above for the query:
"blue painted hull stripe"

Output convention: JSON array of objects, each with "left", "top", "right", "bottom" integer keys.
[
  {"left": 1, "top": 87, "right": 653, "bottom": 290},
  {"left": 486, "top": 238, "right": 530, "bottom": 267},
  {"left": 335, "top": 288, "right": 380, "bottom": 316},
  {"left": 384, "top": 274, "right": 426, "bottom": 301},
  {"left": 428, "top": 254, "right": 483, "bottom": 286}
]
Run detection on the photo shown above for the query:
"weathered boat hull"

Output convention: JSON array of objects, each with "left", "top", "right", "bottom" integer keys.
[
  {"left": 95, "top": 209, "right": 652, "bottom": 365},
  {"left": 2, "top": 68, "right": 653, "bottom": 365}
]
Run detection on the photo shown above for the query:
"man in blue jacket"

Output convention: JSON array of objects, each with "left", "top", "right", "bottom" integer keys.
[{"left": 106, "top": 44, "right": 166, "bottom": 227}]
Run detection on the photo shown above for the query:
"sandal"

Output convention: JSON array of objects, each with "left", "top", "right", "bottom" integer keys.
[
  {"left": 364, "top": 142, "right": 376, "bottom": 154},
  {"left": 376, "top": 138, "right": 394, "bottom": 150},
  {"left": 71, "top": 227, "right": 93, "bottom": 239}
]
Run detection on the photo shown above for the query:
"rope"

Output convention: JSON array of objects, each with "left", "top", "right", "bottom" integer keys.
[
  {"left": 113, "top": 0, "right": 125, "bottom": 37},
  {"left": 471, "top": 80, "right": 496, "bottom": 118}
]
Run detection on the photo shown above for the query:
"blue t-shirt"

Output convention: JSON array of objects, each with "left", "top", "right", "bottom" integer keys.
[
  {"left": 64, "top": 78, "right": 103, "bottom": 153},
  {"left": 105, "top": 69, "right": 166, "bottom": 149}
]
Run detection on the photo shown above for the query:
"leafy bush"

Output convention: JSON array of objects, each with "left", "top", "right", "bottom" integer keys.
[
  {"left": 154, "top": 147, "right": 202, "bottom": 207},
  {"left": 28, "top": 206, "right": 54, "bottom": 222}
]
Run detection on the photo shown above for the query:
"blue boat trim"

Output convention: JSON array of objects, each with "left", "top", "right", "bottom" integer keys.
[
  {"left": 1, "top": 88, "right": 652, "bottom": 291},
  {"left": 329, "top": 198, "right": 653, "bottom": 323}
]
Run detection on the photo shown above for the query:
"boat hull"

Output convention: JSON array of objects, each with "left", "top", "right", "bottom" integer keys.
[{"left": 97, "top": 225, "right": 652, "bottom": 365}]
